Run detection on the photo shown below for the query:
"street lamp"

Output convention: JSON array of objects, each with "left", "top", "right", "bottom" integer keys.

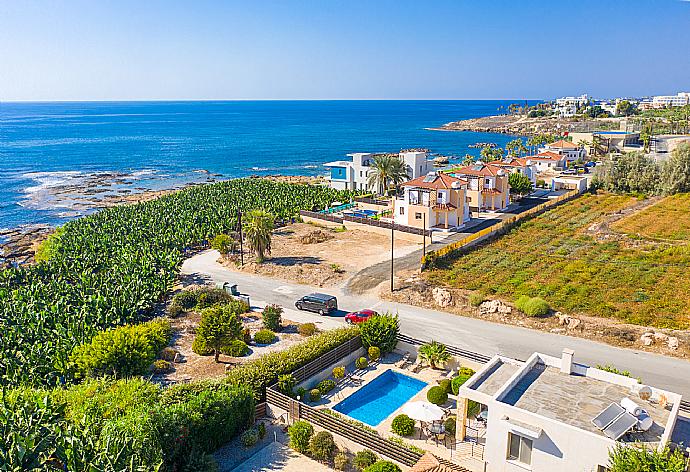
[
  {"left": 390, "top": 221, "right": 394, "bottom": 292},
  {"left": 237, "top": 210, "right": 244, "bottom": 266}
]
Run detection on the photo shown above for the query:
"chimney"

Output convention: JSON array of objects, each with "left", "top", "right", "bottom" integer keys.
[{"left": 561, "top": 348, "right": 575, "bottom": 375}]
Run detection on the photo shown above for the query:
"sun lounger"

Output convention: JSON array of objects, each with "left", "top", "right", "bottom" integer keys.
[
  {"left": 396, "top": 353, "right": 411, "bottom": 368},
  {"left": 408, "top": 358, "right": 423, "bottom": 373}
]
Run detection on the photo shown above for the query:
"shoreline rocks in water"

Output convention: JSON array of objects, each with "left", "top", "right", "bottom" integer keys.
[{"left": 435, "top": 114, "right": 623, "bottom": 137}]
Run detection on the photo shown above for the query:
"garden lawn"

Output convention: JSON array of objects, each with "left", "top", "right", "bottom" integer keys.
[{"left": 426, "top": 193, "right": 690, "bottom": 329}]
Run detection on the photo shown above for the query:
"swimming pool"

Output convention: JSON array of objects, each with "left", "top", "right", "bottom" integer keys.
[{"left": 332, "top": 370, "right": 427, "bottom": 426}]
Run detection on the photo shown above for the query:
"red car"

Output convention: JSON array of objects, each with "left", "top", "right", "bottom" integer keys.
[{"left": 345, "top": 309, "right": 378, "bottom": 324}]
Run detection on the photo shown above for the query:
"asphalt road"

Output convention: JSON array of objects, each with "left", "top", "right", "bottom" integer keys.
[{"left": 182, "top": 250, "right": 690, "bottom": 400}]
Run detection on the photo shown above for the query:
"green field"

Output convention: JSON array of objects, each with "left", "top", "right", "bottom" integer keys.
[{"left": 427, "top": 193, "right": 690, "bottom": 329}]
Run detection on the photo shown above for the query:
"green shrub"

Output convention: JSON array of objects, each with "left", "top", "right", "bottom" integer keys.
[
  {"left": 288, "top": 421, "right": 313, "bottom": 453},
  {"left": 469, "top": 292, "right": 485, "bottom": 307},
  {"left": 172, "top": 290, "right": 200, "bottom": 309},
  {"left": 360, "top": 313, "right": 399, "bottom": 354},
  {"left": 152, "top": 359, "right": 173, "bottom": 374},
  {"left": 211, "top": 233, "right": 237, "bottom": 257},
  {"left": 354, "top": 450, "right": 378, "bottom": 470},
  {"left": 444, "top": 415, "right": 456, "bottom": 435},
  {"left": 242, "top": 327, "right": 252, "bottom": 344},
  {"left": 224, "top": 326, "right": 359, "bottom": 398},
  {"left": 240, "top": 428, "right": 259, "bottom": 447},
  {"left": 523, "top": 297, "right": 550, "bottom": 317},
  {"left": 295, "top": 387, "right": 307, "bottom": 401},
  {"left": 608, "top": 444, "right": 686, "bottom": 472},
  {"left": 222, "top": 339, "right": 249, "bottom": 357},
  {"left": 451, "top": 369, "right": 475, "bottom": 395},
  {"left": 332, "top": 366, "right": 345, "bottom": 379},
  {"left": 168, "top": 302, "right": 184, "bottom": 318},
  {"left": 391, "top": 414, "right": 415, "bottom": 436},
  {"left": 309, "top": 389, "right": 321, "bottom": 402},
  {"left": 439, "top": 378, "right": 452, "bottom": 394},
  {"left": 335, "top": 452, "right": 349, "bottom": 471},
  {"left": 515, "top": 295, "right": 531, "bottom": 312},
  {"left": 253, "top": 329, "right": 277, "bottom": 345},
  {"left": 356, "top": 357, "right": 368, "bottom": 369},
  {"left": 536, "top": 178, "right": 546, "bottom": 188},
  {"left": 298, "top": 322, "right": 317, "bottom": 336},
  {"left": 172, "top": 287, "right": 243, "bottom": 311},
  {"left": 34, "top": 226, "right": 65, "bottom": 263},
  {"left": 368, "top": 346, "right": 381, "bottom": 361},
  {"left": 277, "top": 374, "right": 296, "bottom": 397},
  {"left": 194, "top": 304, "right": 244, "bottom": 361},
  {"left": 317, "top": 379, "right": 336, "bottom": 394},
  {"left": 427, "top": 386, "right": 448, "bottom": 405},
  {"left": 418, "top": 341, "right": 451, "bottom": 369},
  {"left": 365, "top": 461, "right": 402, "bottom": 472},
  {"left": 70, "top": 319, "right": 172, "bottom": 379},
  {"left": 257, "top": 422, "right": 267, "bottom": 439},
  {"left": 309, "top": 431, "right": 336, "bottom": 461},
  {"left": 262, "top": 304, "right": 283, "bottom": 331}
]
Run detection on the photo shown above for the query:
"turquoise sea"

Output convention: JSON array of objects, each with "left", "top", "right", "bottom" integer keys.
[{"left": 0, "top": 100, "right": 531, "bottom": 229}]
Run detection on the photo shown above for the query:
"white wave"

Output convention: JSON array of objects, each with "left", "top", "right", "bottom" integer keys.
[
  {"left": 22, "top": 171, "right": 85, "bottom": 193},
  {"left": 251, "top": 167, "right": 269, "bottom": 171},
  {"left": 303, "top": 165, "right": 318, "bottom": 169}
]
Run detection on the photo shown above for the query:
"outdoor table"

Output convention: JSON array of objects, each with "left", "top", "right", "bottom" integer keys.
[{"left": 429, "top": 423, "right": 446, "bottom": 446}]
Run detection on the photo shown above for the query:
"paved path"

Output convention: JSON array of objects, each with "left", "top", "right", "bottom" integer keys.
[{"left": 182, "top": 250, "right": 690, "bottom": 400}]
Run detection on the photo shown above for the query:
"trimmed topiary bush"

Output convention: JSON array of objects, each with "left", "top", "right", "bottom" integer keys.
[
  {"left": 365, "top": 461, "right": 402, "bottom": 472},
  {"left": 309, "top": 431, "right": 336, "bottom": 461},
  {"left": 288, "top": 420, "right": 313, "bottom": 453},
  {"left": 262, "top": 304, "right": 283, "bottom": 331},
  {"left": 354, "top": 450, "right": 378, "bottom": 470},
  {"left": 298, "top": 322, "right": 317, "bottom": 336},
  {"left": 439, "top": 378, "right": 452, "bottom": 394},
  {"left": 332, "top": 366, "right": 345, "bottom": 379},
  {"left": 444, "top": 415, "right": 456, "bottom": 436},
  {"left": 427, "top": 386, "right": 448, "bottom": 405},
  {"left": 240, "top": 428, "right": 259, "bottom": 447},
  {"left": 391, "top": 414, "right": 415, "bottom": 436},
  {"left": 309, "top": 388, "right": 321, "bottom": 402},
  {"left": 451, "top": 369, "right": 475, "bottom": 395},
  {"left": 360, "top": 313, "right": 399, "bottom": 354},
  {"left": 317, "top": 379, "right": 336, "bottom": 394},
  {"left": 368, "top": 346, "right": 381, "bottom": 361},
  {"left": 222, "top": 339, "right": 249, "bottom": 357},
  {"left": 356, "top": 357, "right": 368, "bottom": 369},
  {"left": 253, "top": 329, "right": 277, "bottom": 345}
]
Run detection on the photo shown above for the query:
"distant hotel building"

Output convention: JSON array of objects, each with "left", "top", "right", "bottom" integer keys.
[
  {"left": 324, "top": 151, "right": 432, "bottom": 191},
  {"left": 554, "top": 94, "right": 589, "bottom": 117},
  {"left": 639, "top": 92, "right": 690, "bottom": 110}
]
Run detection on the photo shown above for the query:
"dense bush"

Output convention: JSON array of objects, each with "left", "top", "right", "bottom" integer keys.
[
  {"left": 224, "top": 326, "right": 359, "bottom": 398},
  {"left": 277, "top": 374, "right": 296, "bottom": 397},
  {"left": 309, "top": 388, "right": 321, "bottom": 402},
  {"left": 469, "top": 292, "right": 485, "bottom": 307},
  {"left": 354, "top": 450, "right": 379, "bottom": 470},
  {"left": 365, "top": 461, "right": 402, "bottom": 472},
  {"left": 608, "top": 444, "right": 686, "bottom": 472},
  {"left": 309, "top": 431, "right": 336, "bottom": 461},
  {"left": 168, "top": 303, "right": 184, "bottom": 318},
  {"left": 391, "top": 414, "right": 415, "bottom": 436},
  {"left": 427, "top": 386, "right": 448, "bottom": 405},
  {"left": 222, "top": 339, "right": 250, "bottom": 357},
  {"left": 69, "top": 319, "right": 172, "bottom": 379},
  {"left": 332, "top": 366, "right": 345, "bottom": 379},
  {"left": 288, "top": 420, "right": 314, "bottom": 453},
  {"left": 444, "top": 415, "right": 456, "bottom": 435},
  {"left": 152, "top": 359, "right": 173, "bottom": 374},
  {"left": 451, "top": 367, "right": 476, "bottom": 395},
  {"left": 241, "top": 428, "right": 259, "bottom": 447},
  {"left": 516, "top": 295, "right": 550, "bottom": 317},
  {"left": 360, "top": 313, "right": 399, "bottom": 354},
  {"left": 439, "top": 378, "right": 452, "bottom": 394},
  {"left": 368, "top": 346, "right": 381, "bottom": 361},
  {"left": 356, "top": 357, "right": 368, "bottom": 369},
  {"left": 194, "top": 304, "right": 244, "bottom": 361},
  {"left": 298, "top": 322, "right": 317, "bottom": 336},
  {"left": 335, "top": 452, "right": 349, "bottom": 470},
  {"left": 317, "top": 379, "right": 336, "bottom": 394},
  {"left": 262, "top": 304, "right": 283, "bottom": 331},
  {"left": 257, "top": 421, "right": 267, "bottom": 439},
  {"left": 253, "top": 329, "right": 277, "bottom": 345},
  {"left": 211, "top": 233, "right": 237, "bottom": 257}
]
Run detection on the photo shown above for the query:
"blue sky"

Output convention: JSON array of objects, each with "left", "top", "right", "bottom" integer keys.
[{"left": 1, "top": 0, "right": 688, "bottom": 101}]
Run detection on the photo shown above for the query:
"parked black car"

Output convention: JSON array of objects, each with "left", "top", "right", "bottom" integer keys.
[{"left": 295, "top": 293, "right": 338, "bottom": 315}]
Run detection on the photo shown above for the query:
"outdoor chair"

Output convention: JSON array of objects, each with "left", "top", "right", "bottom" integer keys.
[
  {"left": 435, "top": 432, "right": 446, "bottom": 447},
  {"left": 395, "top": 353, "right": 411, "bottom": 368},
  {"left": 407, "top": 358, "right": 423, "bottom": 373}
]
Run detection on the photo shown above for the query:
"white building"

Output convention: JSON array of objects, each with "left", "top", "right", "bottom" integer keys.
[
  {"left": 457, "top": 349, "right": 682, "bottom": 472},
  {"left": 324, "top": 151, "right": 432, "bottom": 191},
  {"left": 487, "top": 157, "right": 539, "bottom": 185},
  {"left": 647, "top": 92, "right": 690, "bottom": 109},
  {"left": 540, "top": 140, "right": 587, "bottom": 162},
  {"left": 554, "top": 95, "right": 589, "bottom": 117},
  {"left": 526, "top": 152, "right": 566, "bottom": 172}
]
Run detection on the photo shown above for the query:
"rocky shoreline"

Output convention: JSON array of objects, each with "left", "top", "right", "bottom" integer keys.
[{"left": 437, "top": 114, "right": 622, "bottom": 136}]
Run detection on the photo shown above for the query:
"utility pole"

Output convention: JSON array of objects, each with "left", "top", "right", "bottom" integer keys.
[
  {"left": 390, "top": 221, "right": 394, "bottom": 292},
  {"left": 237, "top": 210, "right": 244, "bottom": 266},
  {"left": 422, "top": 213, "right": 426, "bottom": 260}
]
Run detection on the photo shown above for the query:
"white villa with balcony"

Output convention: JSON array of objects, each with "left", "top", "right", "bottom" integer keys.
[
  {"left": 456, "top": 349, "right": 682, "bottom": 472},
  {"left": 324, "top": 151, "right": 432, "bottom": 191}
]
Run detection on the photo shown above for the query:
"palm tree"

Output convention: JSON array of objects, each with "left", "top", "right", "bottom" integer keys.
[
  {"left": 243, "top": 210, "right": 274, "bottom": 262},
  {"left": 367, "top": 154, "right": 409, "bottom": 195},
  {"left": 418, "top": 340, "right": 451, "bottom": 369}
]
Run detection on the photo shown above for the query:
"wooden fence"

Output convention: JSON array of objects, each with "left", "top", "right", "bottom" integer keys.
[
  {"left": 300, "top": 209, "right": 432, "bottom": 237},
  {"left": 422, "top": 190, "right": 580, "bottom": 268},
  {"left": 291, "top": 336, "right": 362, "bottom": 383}
]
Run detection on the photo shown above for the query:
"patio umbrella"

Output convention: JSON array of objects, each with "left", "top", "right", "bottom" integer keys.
[{"left": 401, "top": 401, "right": 444, "bottom": 422}]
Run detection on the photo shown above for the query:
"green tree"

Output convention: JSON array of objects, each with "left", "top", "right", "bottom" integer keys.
[
  {"left": 359, "top": 313, "right": 399, "bottom": 354},
  {"left": 366, "top": 154, "right": 409, "bottom": 195},
  {"left": 244, "top": 209, "right": 274, "bottom": 262},
  {"left": 480, "top": 146, "right": 505, "bottom": 162},
  {"left": 615, "top": 100, "right": 636, "bottom": 117},
  {"left": 608, "top": 444, "right": 686, "bottom": 472},
  {"left": 508, "top": 172, "right": 533, "bottom": 197},
  {"left": 195, "top": 305, "right": 243, "bottom": 362},
  {"left": 211, "top": 233, "right": 237, "bottom": 258},
  {"left": 662, "top": 142, "right": 690, "bottom": 195},
  {"left": 418, "top": 341, "right": 451, "bottom": 369},
  {"left": 505, "top": 139, "right": 528, "bottom": 157}
]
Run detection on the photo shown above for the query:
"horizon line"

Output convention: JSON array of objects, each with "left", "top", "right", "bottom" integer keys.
[{"left": 0, "top": 97, "right": 547, "bottom": 104}]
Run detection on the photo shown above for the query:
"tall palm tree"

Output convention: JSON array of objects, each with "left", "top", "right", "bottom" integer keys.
[
  {"left": 243, "top": 209, "right": 274, "bottom": 262},
  {"left": 367, "top": 154, "right": 409, "bottom": 195}
]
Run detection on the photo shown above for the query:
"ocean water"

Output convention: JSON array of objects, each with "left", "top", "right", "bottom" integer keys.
[{"left": 0, "top": 100, "right": 529, "bottom": 229}]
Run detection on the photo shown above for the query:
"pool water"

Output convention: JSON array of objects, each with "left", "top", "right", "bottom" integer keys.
[{"left": 333, "top": 370, "right": 427, "bottom": 426}]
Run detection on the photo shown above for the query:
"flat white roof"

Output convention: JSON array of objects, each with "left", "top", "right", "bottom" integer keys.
[{"left": 323, "top": 160, "right": 352, "bottom": 167}]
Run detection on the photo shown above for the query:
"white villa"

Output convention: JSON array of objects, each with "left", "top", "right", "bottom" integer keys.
[
  {"left": 324, "top": 151, "right": 432, "bottom": 191},
  {"left": 639, "top": 92, "right": 690, "bottom": 110},
  {"left": 487, "top": 157, "right": 539, "bottom": 185},
  {"left": 523, "top": 152, "right": 565, "bottom": 173},
  {"left": 540, "top": 140, "right": 586, "bottom": 162},
  {"left": 554, "top": 95, "right": 589, "bottom": 117},
  {"left": 456, "top": 349, "right": 682, "bottom": 472}
]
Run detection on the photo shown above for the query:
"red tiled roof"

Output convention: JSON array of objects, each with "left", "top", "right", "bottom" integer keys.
[
  {"left": 402, "top": 173, "right": 467, "bottom": 190},
  {"left": 451, "top": 163, "right": 504, "bottom": 177},
  {"left": 546, "top": 139, "right": 578, "bottom": 149},
  {"left": 481, "top": 188, "right": 502, "bottom": 195},
  {"left": 525, "top": 151, "right": 563, "bottom": 162},
  {"left": 488, "top": 157, "right": 531, "bottom": 168},
  {"left": 432, "top": 203, "right": 457, "bottom": 211}
]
